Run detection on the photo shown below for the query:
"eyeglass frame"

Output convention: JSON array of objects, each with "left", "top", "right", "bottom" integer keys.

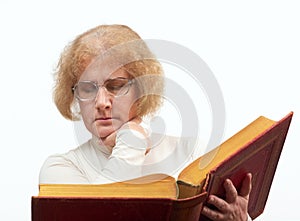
[{"left": 72, "top": 77, "right": 136, "bottom": 101}]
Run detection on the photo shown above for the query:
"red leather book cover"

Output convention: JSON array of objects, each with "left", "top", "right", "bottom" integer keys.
[
  {"left": 199, "top": 112, "right": 293, "bottom": 221},
  {"left": 32, "top": 192, "right": 207, "bottom": 221}
]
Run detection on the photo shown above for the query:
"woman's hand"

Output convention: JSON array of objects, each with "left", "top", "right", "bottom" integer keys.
[
  {"left": 201, "top": 173, "right": 252, "bottom": 221},
  {"left": 100, "top": 130, "right": 117, "bottom": 152},
  {"left": 101, "top": 117, "right": 148, "bottom": 152},
  {"left": 119, "top": 117, "right": 150, "bottom": 154},
  {"left": 119, "top": 117, "right": 147, "bottom": 136}
]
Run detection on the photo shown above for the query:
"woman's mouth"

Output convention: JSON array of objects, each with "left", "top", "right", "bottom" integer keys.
[
  {"left": 99, "top": 117, "right": 111, "bottom": 120},
  {"left": 95, "top": 117, "right": 113, "bottom": 125}
]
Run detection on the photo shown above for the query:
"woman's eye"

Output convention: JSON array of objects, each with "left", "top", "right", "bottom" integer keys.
[
  {"left": 106, "top": 80, "right": 127, "bottom": 91},
  {"left": 79, "top": 84, "right": 97, "bottom": 95},
  {"left": 82, "top": 87, "right": 95, "bottom": 93}
]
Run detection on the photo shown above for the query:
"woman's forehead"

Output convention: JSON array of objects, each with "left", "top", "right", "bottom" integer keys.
[{"left": 79, "top": 67, "right": 130, "bottom": 82}]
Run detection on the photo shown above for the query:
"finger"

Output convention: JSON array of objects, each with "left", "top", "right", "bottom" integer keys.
[
  {"left": 239, "top": 173, "right": 252, "bottom": 198},
  {"left": 201, "top": 205, "right": 224, "bottom": 221},
  {"left": 101, "top": 131, "right": 117, "bottom": 148},
  {"left": 224, "top": 178, "right": 238, "bottom": 203},
  {"left": 207, "top": 195, "right": 229, "bottom": 213}
]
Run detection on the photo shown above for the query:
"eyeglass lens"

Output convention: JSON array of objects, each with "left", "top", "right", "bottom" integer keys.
[{"left": 74, "top": 78, "right": 132, "bottom": 100}]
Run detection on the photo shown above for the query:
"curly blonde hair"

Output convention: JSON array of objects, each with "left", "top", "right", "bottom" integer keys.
[{"left": 53, "top": 24, "right": 164, "bottom": 120}]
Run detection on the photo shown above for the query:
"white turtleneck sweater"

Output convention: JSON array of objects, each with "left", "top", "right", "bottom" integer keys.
[{"left": 39, "top": 128, "right": 203, "bottom": 184}]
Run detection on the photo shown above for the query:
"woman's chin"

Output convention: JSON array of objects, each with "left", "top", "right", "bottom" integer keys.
[
  {"left": 94, "top": 121, "right": 123, "bottom": 138},
  {"left": 96, "top": 128, "right": 116, "bottom": 139}
]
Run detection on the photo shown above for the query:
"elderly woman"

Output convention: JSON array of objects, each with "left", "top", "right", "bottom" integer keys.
[{"left": 39, "top": 24, "right": 252, "bottom": 221}]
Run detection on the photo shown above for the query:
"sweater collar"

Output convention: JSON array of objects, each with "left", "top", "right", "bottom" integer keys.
[{"left": 90, "top": 135, "right": 112, "bottom": 156}]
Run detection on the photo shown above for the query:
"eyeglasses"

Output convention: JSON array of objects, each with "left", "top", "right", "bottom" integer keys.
[{"left": 72, "top": 77, "right": 135, "bottom": 101}]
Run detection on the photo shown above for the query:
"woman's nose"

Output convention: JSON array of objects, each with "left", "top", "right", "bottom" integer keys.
[{"left": 95, "top": 87, "right": 112, "bottom": 110}]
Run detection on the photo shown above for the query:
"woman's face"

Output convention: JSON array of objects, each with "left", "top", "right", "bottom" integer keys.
[{"left": 77, "top": 67, "right": 139, "bottom": 140}]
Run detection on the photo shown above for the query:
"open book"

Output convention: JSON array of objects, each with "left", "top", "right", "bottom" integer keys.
[{"left": 32, "top": 112, "right": 293, "bottom": 221}]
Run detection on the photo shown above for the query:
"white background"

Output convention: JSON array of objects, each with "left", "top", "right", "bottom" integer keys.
[{"left": 1, "top": 1, "right": 299, "bottom": 220}]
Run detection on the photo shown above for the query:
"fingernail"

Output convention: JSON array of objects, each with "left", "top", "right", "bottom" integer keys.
[{"left": 225, "top": 179, "right": 231, "bottom": 185}]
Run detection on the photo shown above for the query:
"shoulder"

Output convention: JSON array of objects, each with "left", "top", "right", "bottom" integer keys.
[
  {"left": 41, "top": 150, "right": 77, "bottom": 167},
  {"left": 42, "top": 143, "right": 87, "bottom": 165},
  {"left": 38, "top": 142, "right": 90, "bottom": 183},
  {"left": 143, "top": 134, "right": 206, "bottom": 175},
  {"left": 149, "top": 133, "right": 206, "bottom": 154}
]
